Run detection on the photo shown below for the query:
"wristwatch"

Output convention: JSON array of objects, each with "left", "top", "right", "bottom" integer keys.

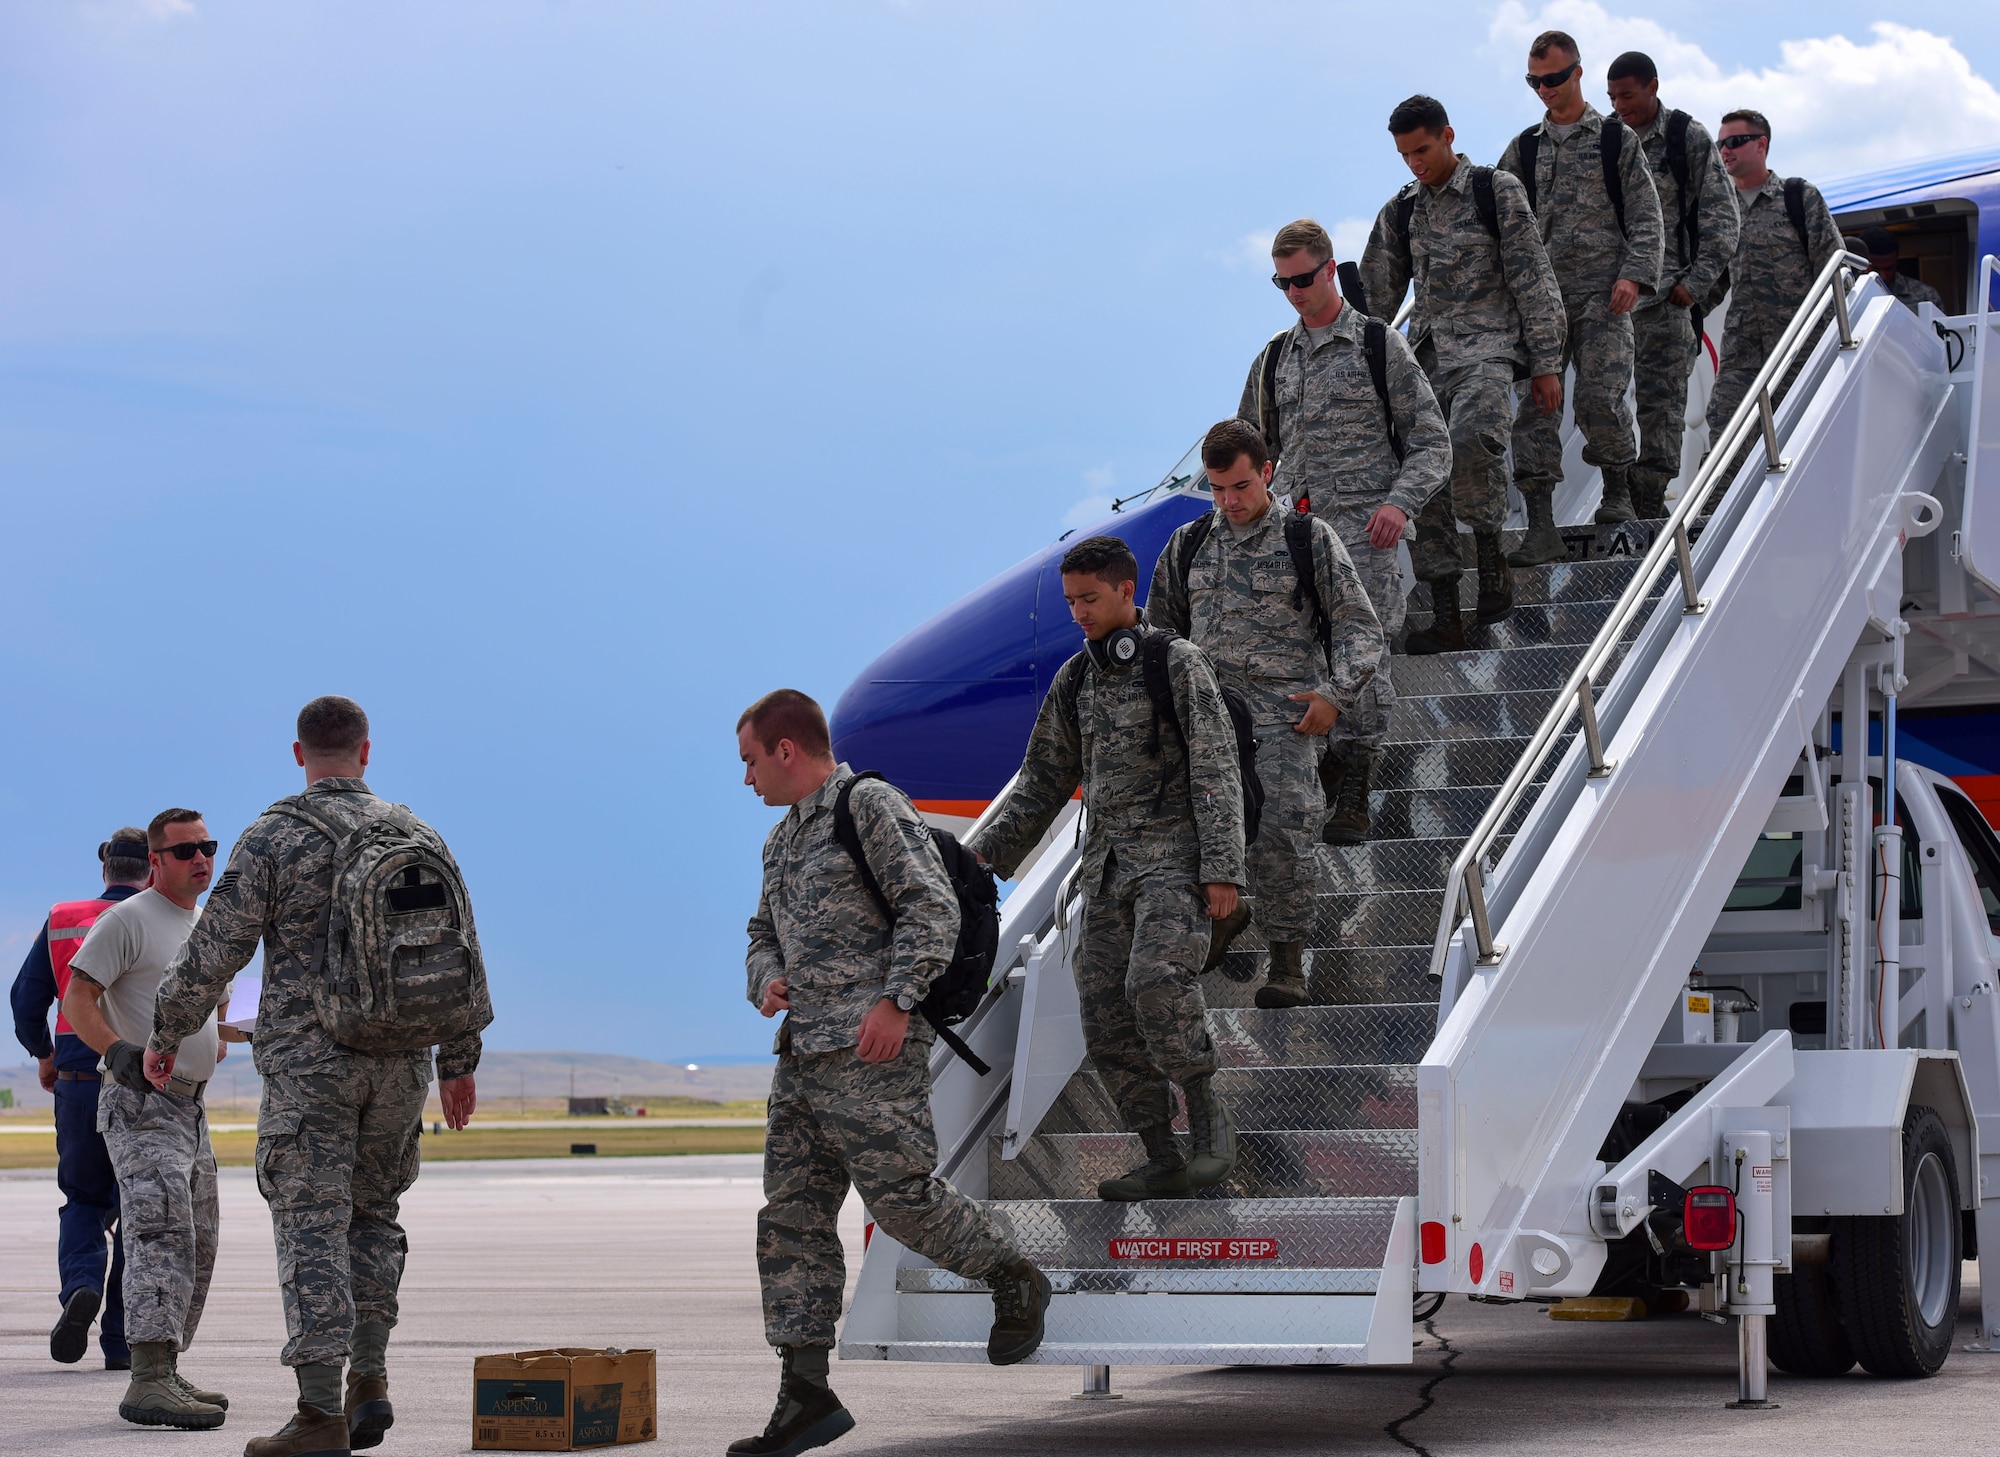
[{"left": 891, "top": 991, "right": 919, "bottom": 1013}]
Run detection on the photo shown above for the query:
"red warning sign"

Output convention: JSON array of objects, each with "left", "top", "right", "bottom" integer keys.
[{"left": 1107, "top": 1238, "right": 1278, "bottom": 1261}]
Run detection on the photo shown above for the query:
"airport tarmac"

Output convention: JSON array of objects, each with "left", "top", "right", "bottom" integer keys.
[{"left": 3, "top": 1152, "right": 1993, "bottom": 1456}]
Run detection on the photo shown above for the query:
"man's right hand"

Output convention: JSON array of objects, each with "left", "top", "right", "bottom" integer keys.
[
  {"left": 37, "top": 1055, "right": 56, "bottom": 1093},
  {"left": 1668, "top": 283, "right": 1694, "bottom": 308},
  {"left": 1531, "top": 373, "right": 1563, "bottom": 416},
  {"left": 105, "top": 1041, "right": 151, "bottom": 1094},
  {"left": 760, "top": 978, "right": 791, "bottom": 1017},
  {"left": 143, "top": 1047, "right": 176, "bottom": 1091}
]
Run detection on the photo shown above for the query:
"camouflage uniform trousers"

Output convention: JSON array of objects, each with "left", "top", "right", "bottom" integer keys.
[
  {"left": 98, "top": 1081, "right": 217, "bottom": 1349},
  {"left": 1512, "top": 300, "right": 1638, "bottom": 495},
  {"left": 1631, "top": 302, "right": 1700, "bottom": 502},
  {"left": 256, "top": 1053, "right": 429, "bottom": 1366},
  {"left": 1316, "top": 502, "right": 1400, "bottom": 759},
  {"left": 1412, "top": 354, "right": 1517, "bottom": 583},
  {"left": 758, "top": 1036, "right": 1017, "bottom": 1347},
  {"left": 1243, "top": 723, "right": 1325, "bottom": 945},
  {"left": 1075, "top": 861, "right": 1217, "bottom": 1131}
]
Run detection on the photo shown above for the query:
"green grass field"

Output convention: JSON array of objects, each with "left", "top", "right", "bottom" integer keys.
[{"left": 0, "top": 1122, "right": 764, "bottom": 1170}]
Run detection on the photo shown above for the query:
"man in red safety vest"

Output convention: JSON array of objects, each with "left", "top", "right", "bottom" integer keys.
[{"left": 9, "top": 830, "right": 152, "bottom": 1368}]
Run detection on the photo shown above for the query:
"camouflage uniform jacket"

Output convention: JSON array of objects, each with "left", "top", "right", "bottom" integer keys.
[
  {"left": 1721, "top": 173, "right": 1842, "bottom": 340},
  {"left": 745, "top": 765, "right": 957, "bottom": 1056},
  {"left": 1359, "top": 156, "right": 1565, "bottom": 376},
  {"left": 1235, "top": 303, "right": 1450, "bottom": 518},
  {"left": 1146, "top": 501, "right": 1384, "bottom": 729},
  {"left": 968, "top": 631, "right": 1246, "bottom": 890},
  {"left": 1498, "top": 103, "right": 1665, "bottom": 300},
  {"left": 1888, "top": 271, "right": 1944, "bottom": 314},
  {"left": 1631, "top": 107, "right": 1737, "bottom": 311},
  {"left": 149, "top": 777, "right": 483, "bottom": 1082}
]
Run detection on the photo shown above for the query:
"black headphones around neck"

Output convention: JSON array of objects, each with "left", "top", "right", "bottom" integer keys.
[{"left": 1086, "top": 625, "right": 1144, "bottom": 672}]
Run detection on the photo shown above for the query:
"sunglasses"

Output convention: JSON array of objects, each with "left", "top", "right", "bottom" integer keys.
[
  {"left": 1271, "top": 261, "right": 1328, "bottom": 291},
  {"left": 156, "top": 840, "right": 219, "bottom": 861},
  {"left": 1525, "top": 64, "right": 1578, "bottom": 91},
  {"left": 1718, "top": 132, "right": 1767, "bottom": 151}
]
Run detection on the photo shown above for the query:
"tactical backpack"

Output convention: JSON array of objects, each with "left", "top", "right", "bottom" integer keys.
[
  {"left": 1252, "top": 315, "right": 1402, "bottom": 469},
  {"left": 1702, "top": 177, "right": 1814, "bottom": 323},
  {"left": 274, "top": 794, "right": 493, "bottom": 1056},
  {"left": 1173, "top": 509, "right": 1337, "bottom": 672},
  {"left": 832, "top": 772, "right": 999, "bottom": 1076},
  {"left": 1514, "top": 115, "right": 1629, "bottom": 236},
  {"left": 1059, "top": 631, "right": 1265, "bottom": 848},
  {"left": 1391, "top": 164, "right": 1501, "bottom": 249}
]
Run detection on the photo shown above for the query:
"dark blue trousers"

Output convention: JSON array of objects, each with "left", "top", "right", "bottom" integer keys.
[{"left": 53, "top": 1079, "right": 126, "bottom": 1357}]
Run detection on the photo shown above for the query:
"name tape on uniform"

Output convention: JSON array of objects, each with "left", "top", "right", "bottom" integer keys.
[{"left": 1107, "top": 1237, "right": 1278, "bottom": 1261}]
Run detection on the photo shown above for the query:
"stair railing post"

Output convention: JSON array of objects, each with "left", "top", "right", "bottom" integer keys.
[
  {"left": 1464, "top": 860, "right": 1504, "bottom": 966},
  {"left": 1673, "top": 523, "right": 1707, "bottom": 615},
  {"left": 1831, "top": 267, "right": 1857, "bottom": 351},
  {"left": 1757, "top": 386, "right": 1787, "bottom": 473},
  {"left": 1578, "top": 679, "right": 1615, "bottom": 779}
]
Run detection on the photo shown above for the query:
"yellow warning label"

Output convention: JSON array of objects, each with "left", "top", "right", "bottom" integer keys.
[{"left": 1686, "top": 995, "right": 1712, "bottom": 1014}]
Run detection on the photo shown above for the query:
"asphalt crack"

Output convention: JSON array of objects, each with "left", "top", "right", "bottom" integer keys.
[{"left": 1384, "top": 1317, "right": 1460, "bottom": 1456}]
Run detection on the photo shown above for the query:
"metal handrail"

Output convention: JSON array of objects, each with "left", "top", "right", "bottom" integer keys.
[{"left": 1425, "top": 248, "right": 1877, "bottom": 981}]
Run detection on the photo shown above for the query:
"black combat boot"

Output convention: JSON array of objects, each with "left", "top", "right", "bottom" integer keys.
[
  {"left": 1201, "top": 903, "right": 1252, "bottom": 972},
  {"left": 1630, "top": 473, "right": 1669, "bottom": 520},
  {"left": 985, "top": 1258, "right": 1052, "bottom": 1365},
  {"left": 50, "top": 1286, "right": 98, "bottom": 1365},
  {"left": 1317, "top": 744, "right": 1348, "bottom": 808},
  {"left": 1322, "top": 751, "right": 1373, "bottom": 845},
  {"left": 1096, "top": 1123, "right": 1190, "bottom": 1201},
  {"left": 1593, "top": 464, "right": 1637, "bottom": 523},
  {"left": 1473, "top": 533, "right": 1515, "bottom": 624},
  {"left": 728, "top": 1347, "right": 853, "bottom": 1457},
  {"left": 1181, "top": 1076, "right": 1239, "bottom": 1189},
  {"left": 1507, "top": 488, "right": 1564, "bottom": 567},
  {"left": 1404, "top": 580, "right": 1467, "bottom": 655},
  {"left": 1255, "top": 940, "right": 1310, "bottom": 1009}
]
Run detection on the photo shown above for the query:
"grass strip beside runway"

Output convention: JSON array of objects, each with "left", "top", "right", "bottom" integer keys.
[{"left": 0, "top": 1122, "right": 765, "bottom": 1170}]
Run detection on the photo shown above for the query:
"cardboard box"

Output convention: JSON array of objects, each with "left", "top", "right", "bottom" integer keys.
[{"left": 473, "top": 1348, "right": 657, "bottom": 1450}]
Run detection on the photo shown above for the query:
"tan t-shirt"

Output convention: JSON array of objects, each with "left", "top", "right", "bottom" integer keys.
[{"left": 70, "top": 887, "right": 221, "bottom": 1083}]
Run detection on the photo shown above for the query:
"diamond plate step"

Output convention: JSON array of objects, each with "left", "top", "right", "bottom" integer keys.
[
  {"left": 1395, "top": 599, "right": 1625, "bottom": 654},
  {"left": 1365, "top": 782, "right": 1548, "bottom": 842},
  {"left": 990, "top": 1128, "right": 1418, "bottom": 1201},
  {"left": 1312, "top": 888, "right": 1475, "bottom": 949},
  {"left": 1033, "top": 1064, "right": 1416, "bottom": 1135},
  {"left": 1377, "top": 736, "right": 1563, "bottom": 793},
  {"left": 1409, "top": 554, "right": 1658, "bottom": 611},
  {"left": 1391, "top": 643, "right": 1600, "bottom": 698},
  {"left": 1390, "top": 688, "right": 1560, "bottom": 742},
  {"left": 1208, "top": 1005, "right": 1436, "bottom": 1067},
  {"left": 1204, "top": 944, "right": 1439, "bottom": 1008},
  {"left": 1317, "top": 835, "right": 1510, "bottom": 894}
]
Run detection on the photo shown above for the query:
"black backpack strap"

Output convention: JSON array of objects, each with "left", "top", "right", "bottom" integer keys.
[
  {"left": 1283, "top": 512, "right": 1335, "bottom": 670},
  {"left": 1470, "top": 165, "right": 1499, "bottom": 239},
  {"left": 1363, "top": 318, "right": 1404, "bottom": 463},
  {"left": 1258, "top": 328, "right": 1288, "bottom": 458},
  {"left": 1176, "top": 513, "right": 1216, "bottom": 597},
  {"left": 1782, "top": 177, "right": 1810, "bottom": 257},
  {"left": 1396, "top": 186, "right": 1417, "bottom": 247},
  {"left": 1664, "top": 109, "right": 1695, "bottom": 266},
  {"left": 923, "top": 1014, "right": 990, "bottom": 1076},
  {"left": 1336, "top": 260, "right": 1369, "bottom": 320},
  {"left": 1600, "top": 116, "right": 1627, "bottom": 237},
  {"left": 831, "top": 772, "right": 896, "bottom": 925},
  {"left": 1515, "top": 126, "right": 1541, "bottom": 213}
]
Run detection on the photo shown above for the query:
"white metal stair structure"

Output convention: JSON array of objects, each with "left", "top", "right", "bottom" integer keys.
[{"left": 841, "top": 251, "right": 1980, "bottom": 1368}]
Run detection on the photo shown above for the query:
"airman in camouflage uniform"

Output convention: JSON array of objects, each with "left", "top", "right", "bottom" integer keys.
[
  {"left": 735, "top": 689, "right": 1046, "bottom": 1455},
  {"left": 1607, "top": 54, "right": 1739, "bottom": 519},
  {"left": 1147, "top": 419, "right": 1384, "bottom": 1007},
  {"left": 150, "top": 697, "right": 482, "bottom": 1457},
  {"left": 1499, "top": 32, "right": 1665, "bottom": 559},
  {"left": 972, "top": 535, "right": 1246, "bottom": 1202},
  {"left": 1860, "top": 227, "right": 1944, "bottom": 315},
  {"left": 1239, "top": 219, "right": 1450, "bottom": 844},
  {"left": 1362, "top": 95, "right": 1566, "bottom": 651},
  {"left": 1705, "top": 111, "right": 1843, "bottom": 471}
]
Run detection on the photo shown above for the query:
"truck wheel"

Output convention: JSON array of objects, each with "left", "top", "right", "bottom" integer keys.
[
  {"left": 1770, "top": 1262, "right": 1854, "bottom": 1375},
  {"left": 1833, "top": 1105, "right": 1961, "bottom": 1377}
]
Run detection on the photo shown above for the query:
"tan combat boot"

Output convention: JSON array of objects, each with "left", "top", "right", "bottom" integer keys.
[
  {"left": 244, "top": 1399, "right": 350, "bottom": 1457},
  {"left": 1507, "top": 488, "right": 1565, "bottom": 567},
  {"left": 1255, "top": 940, "right": 1310, "bottom": 1010},
  {"left": 1201, "top": 903, "right": 1252, "bottom": 972},
  {"left": 119, "top": 1341, "right": 225, "bottom": 1431},
  {"left": 346, "top": 1370, "right": 393, "bottom": 1452},
  {"left": 168, "top": 1345, "right": 230, "bottom": 1409}
]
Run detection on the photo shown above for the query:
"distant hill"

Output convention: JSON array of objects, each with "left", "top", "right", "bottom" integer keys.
[{"left": 1, "top": 1049, "right": 773, "bottom": 1114}]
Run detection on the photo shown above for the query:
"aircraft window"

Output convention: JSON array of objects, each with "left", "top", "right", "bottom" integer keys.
[
  {"left": 1156, "top": 440, "right": 1208, "bottom": 496},
  {"left": 1725, "top": 832, "right": 1803, "bottom": 911},
  {"left": 1938, "top": 789, "right": 2000, "bottom": 938}
]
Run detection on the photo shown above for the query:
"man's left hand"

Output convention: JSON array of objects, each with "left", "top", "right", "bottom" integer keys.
[
  {"left": 857, "top": 999, "right": 910, "bottom": 1064},
  {"left": 1609, "top": 279, "right": 1641, "bottom": 315},
  {"left": 441, "top": 1074, "right": 477, "bottom": 1130},
  {"left": 1365, "top": 504, "right": 1408, "bottom": 551},
  {"left": 37, "top": 1055, "right": 56, "bottom": 1093},
  {"left": 1288, "top": 691, "right": 1338, "bottom": 735},
  {"left": 143, "top": 1047, "right": 176, "bottom": 1091},
  {"left": 1203, "top": 883, "right": 1240, "bottom": 920},
  {"left": 1668, "top": 283, "right": 1694, "bottom": 308}
]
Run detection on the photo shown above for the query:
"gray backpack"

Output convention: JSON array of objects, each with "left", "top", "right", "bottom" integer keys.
[{"left": 274, "top": 793, "right": 493, "bottom": 1055}]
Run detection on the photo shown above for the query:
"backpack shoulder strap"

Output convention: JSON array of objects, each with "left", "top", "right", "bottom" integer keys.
[
  {"left": 1258, "top": 328, "right": 1289, "bottom": 457},
  {"left": 1516, "top": 126, "right": 1541, "bottom": 213},
  {"left": 1395, "top": 185, "right": 1418, "bottom": 251},
  {"left": 831, "top": 772, "right": 897, "bottom": 925},
  {"left": 1783, "top": 177, "right": 1810, "bottom": 256},
  {"left": 1055, "top": 651, "right": 1090, "bottom": 726},
  {"left": 1362, "top": 318, "right": 1404, "bottom": 463},
  {"left": 1470, "top": 165, "right": 1499, "bottom": 239},
  {"left": 269, "top": 793, "right": 353, "bottom": 846},
  {"left": 1140, "top": 631, "right": 1186, "bottom": 757},
  {"left": 1177, "top": 512, "right": 1216, "bottom": 590},
  {"left": 1283, "top": 511, "right": 1334, "bottom": 669},
  {"left": 1600, "top": 116, "right": 1627, "bottom": 237},
  {"left": 1664, "top": 109, "right": 1690, "bottom": 189}
]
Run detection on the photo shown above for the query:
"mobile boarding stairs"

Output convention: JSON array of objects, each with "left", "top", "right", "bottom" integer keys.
[{"left": 843, "top": 253, "right": 2000, "bottom": 1394}]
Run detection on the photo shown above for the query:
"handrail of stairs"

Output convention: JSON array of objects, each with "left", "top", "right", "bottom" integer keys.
[{"left": 1426, "top": 248, "right": 1877, "bottom": 982}]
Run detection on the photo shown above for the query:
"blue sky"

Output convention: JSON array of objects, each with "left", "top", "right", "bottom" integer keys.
[{"left": 6, "top": 1, "right": 2000, "bottom": 1063}]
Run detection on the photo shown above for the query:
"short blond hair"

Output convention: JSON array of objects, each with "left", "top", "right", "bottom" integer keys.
[{"left": 1271, "top": 219, "right": 1333, "bottom": 267}]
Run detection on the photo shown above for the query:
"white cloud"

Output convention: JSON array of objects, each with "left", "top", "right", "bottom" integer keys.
[
  {"left": 1329, "top": 216, "right": 1373, "bottom": 266},
  {"left": 1489, "top": 3, "right": 2000, "bottom": 179},
  {"left": 1064, "top": 464, "right": 1117, "bottom": 530},
  {"left": 1222, "top": 230, "right": 1276, "bottom": 271},
  {"left": 83, "top": 0, "right": 195, "bottom": 26}
]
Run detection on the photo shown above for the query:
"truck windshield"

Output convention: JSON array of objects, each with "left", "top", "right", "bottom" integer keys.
[{"left": 1938, "top": 789, "right": 2000, "bottom": 939}]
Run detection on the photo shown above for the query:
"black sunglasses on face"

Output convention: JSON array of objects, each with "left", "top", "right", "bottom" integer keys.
[
  {"left": 1526, "top": 64, "right": 1577, "bottom": 91},
  {"left": 1271, "top": 261, "right": 1327, "bottom": 291},
  {"left": 157, "top": 840, "right": 219, "bottom": 861},
  {"left": 1718, "top": 132, "right": 1768, "bottom": 151}
]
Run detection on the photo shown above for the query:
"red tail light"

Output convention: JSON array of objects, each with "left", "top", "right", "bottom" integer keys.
[{"left": 1683, "top": 1187, "right": 1736, "bottom": 1251}]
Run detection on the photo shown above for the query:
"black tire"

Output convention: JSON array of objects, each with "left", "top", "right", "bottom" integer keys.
[
  {"left": 1770, "top": 1262, "right": 1854, "bottom": 1376},
  {"left": 1832, "top": 1104, "right": 1961, "bottom": 1377}
]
